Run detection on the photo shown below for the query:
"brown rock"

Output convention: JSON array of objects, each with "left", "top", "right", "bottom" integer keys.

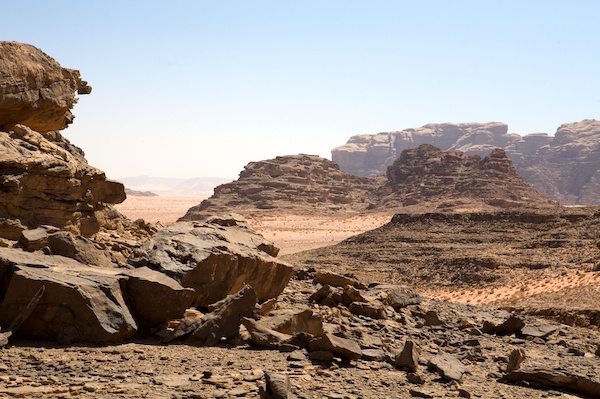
[
  {"left": 500, "top": 369, "right": 600, "bottom": 397},
  {"left": 506, "top": 348, "right": 526, "bottom": 372},
  {"left": 129, "top": 218, "right": 293, "bottom": 307},
  {"left": 260, "top": 371, "right": 291, "bottom": 399},
  {"left": 314, "top": 270, "right": 365, "bottom": 289},
  {"left": 187, "top": 285, "right": 257, "bottom": 346},
  {"left": 0, "top": 248, "right": 193, "bottom": 343},
  {"left": 241, "top": 317, "right": 292, "bottom": 349},
  {"left": 395, "top": 340, "right": 421, "bottom": 372},
  {"left": 258, "top": 305, "right": 323, "bottom": 336},
  {"left": 0, "top": 41, "right": 91, "bottom": 133},
  {"left": 348, "top": 302, "right": 387, "bottom": 320},
  {"left": 427, "top": 352, "right": 466, "bottom": 382},
  {"left": 309, "top": 333, "right": 362, "bottom": 360}
]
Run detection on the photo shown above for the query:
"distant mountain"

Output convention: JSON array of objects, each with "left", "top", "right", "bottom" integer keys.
[{"left": 117, "top": 176, "right": 232, "bottom": 196}]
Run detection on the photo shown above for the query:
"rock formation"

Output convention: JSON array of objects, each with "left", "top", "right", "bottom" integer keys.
[
  {"left": 376, "top": 144, "right": 558, "bottom": 210},
  {"left": 0, "top": 41, "right": 92, "bottom": 133},
  {"left": 180, "top": 154, "right": 383, "bottom": 220},
  {"left": 129, "top": 215, "right": 294, "bottom": 307},
  {"left": 183, "top": 146, "right": 557, "bottom": 219},
  {"left": 0, "top": 41, "right": 127, "bottom": 238},
  {"left": 332, "top": 120, "right": 600, "bottom": 205}
]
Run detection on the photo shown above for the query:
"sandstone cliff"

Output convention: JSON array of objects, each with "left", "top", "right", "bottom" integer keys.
[
  {"left": 0, "top": 42, "right": 126, "bottom": 237},
  {"left": 183, "top": 147, "right": 557, "bottom": 220},
  {"left": 332, "top": 120, "right": 600, "bottom": 205}
]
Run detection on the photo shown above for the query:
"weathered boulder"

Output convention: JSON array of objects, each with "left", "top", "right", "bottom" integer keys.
[
  {"left": 427, "top": 352, "right": 466, "bottom": 382},
  {"left": 258, "top": 305, "right": 324, "bottom": 337},
  {"left": 129, "top": 217, "right": 294, "bottom": 307},
  {"left": 0, "top": 248, "right": 194, "bottom": 343},
  {"left": 0, "top": 123, "right": 127, "bottom": 236},
  {"left": 242, "top": 317, "right": 293, "bottom": 349},
  {"left": 309, "top": 333, "right": 362, "bottom": 361},
  {"left": 0, "top": 41, "right": 91, "bottom": 133},
  {"left": 186, "top": 285, "right": 257, "bottom": 346}
]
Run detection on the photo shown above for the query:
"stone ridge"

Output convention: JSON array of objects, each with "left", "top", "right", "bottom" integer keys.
[
  {"left": 180, "top": 154, "right": 384, "bottom": 220},
  {"left": 182, "top": 146, "right": 557, "bottom": 220},
  {"left": 376, "top": 144, "right": 558, "bottom": 210},
  {"left": 332, "top": 120, "right": 600, "bottom": 205}
]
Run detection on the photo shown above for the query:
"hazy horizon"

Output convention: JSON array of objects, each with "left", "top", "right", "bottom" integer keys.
[{"left": 4, "top": 1, "right": 599, "bottom": 180}]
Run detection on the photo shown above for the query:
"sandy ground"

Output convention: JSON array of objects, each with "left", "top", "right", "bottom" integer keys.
[
  {"left": 114, "top": 196, "right": 600, "bottom": 310},
  {"left": 115, "top": 196, "right": 392, "bottom": 255},
  {"left": 115, "top": 196, "right": 205, "bottom": 225}
]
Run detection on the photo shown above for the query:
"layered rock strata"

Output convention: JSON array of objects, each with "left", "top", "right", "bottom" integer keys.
[{"left": 332, "top": 120, "right": 600, "bottom": 205}]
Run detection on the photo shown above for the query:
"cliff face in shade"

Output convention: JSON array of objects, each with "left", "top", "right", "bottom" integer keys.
[{"left": 332, "top": 120, "right": 600, "bottom": 205}]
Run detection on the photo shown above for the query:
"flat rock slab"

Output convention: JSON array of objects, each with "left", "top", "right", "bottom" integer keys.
[{"left": 427, "top": 352, "right": 466, "bottom": 382}]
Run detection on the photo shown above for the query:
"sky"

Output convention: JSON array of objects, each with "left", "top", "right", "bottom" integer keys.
[{"left": 3, "top": 1, "right": 600, "bottom": 180}]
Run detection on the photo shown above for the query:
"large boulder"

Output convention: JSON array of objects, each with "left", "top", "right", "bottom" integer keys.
[
  {"left": 129, "top": 216, "right": 294, "bottom": 307},
  {"left": 0, "top": 248, "right": 194, "bottom": 343},
  {"left": 0, "top": 41, "right": 91, "bottom": 133}
]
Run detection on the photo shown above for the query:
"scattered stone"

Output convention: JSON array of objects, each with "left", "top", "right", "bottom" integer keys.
[
  {"left": 309, "top": 334, "right": 362, "bottom": 361},
  {"left": 187, "top": 285, "right": 257, "bottom": 346},
  {"left": 395, "top": 340, "right": 421, "bottom": 372},
  {"left": 259, "top": 305, "right": 323, "bottom": 336},
  {"left": 427, "top": 352, "right": 466, "bottom": 382},
  {"left": 260, "top": 371, "right": 291, "bottom": 399},
  {"left": 506, "top": 349, "right": 526, "bottom": 372}
]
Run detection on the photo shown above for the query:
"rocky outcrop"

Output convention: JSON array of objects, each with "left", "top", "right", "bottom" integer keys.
[
  {"left": 0, "top": 42, "right": 91, "bottom": 133},
  {"left": 129, "top": 215, "right": 294, "bottom": 307},
  {"left": 182, "top": 147, "right": 557, "bottom": 219},
  {"left": 180, "top": 154, "right": 383, "bottom": 220},
  {"left": 0, "top": 248, "right": 194, "bottom": 343},
  {"left": 376, "top": 144, "right": 557, "bottom": 210},
  {"left": 332, "top": 120, "right": 600, "bottom": 205},
  {"left": 0, "top": 41, "right": 127, "bottom": 238}
]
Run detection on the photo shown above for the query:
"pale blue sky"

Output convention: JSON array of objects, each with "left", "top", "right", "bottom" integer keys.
[{"left": 4, "top": 1, "right": 599, "bottom": 179}]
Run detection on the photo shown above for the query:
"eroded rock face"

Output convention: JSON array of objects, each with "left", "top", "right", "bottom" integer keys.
[
  {"left": 0, "top": 124, "right": 126, "bottom": 236},
  {"left": 129, "top": 215, "right": 294, "bottom": 307},
  {"left": 377, "top": 144, "right": 557, "bottom": 210},
  {"left": 0, "top": 41, "right": 91, "bottom": 133},
  {"left": 0, "top": 42, "right": 126, "bottom": 237},
  {"left": 332, "top": 120, "right": 600, "bottom": 205},
  {"left": 180, "top": 154, "right": 383, "bottom": 220}
]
